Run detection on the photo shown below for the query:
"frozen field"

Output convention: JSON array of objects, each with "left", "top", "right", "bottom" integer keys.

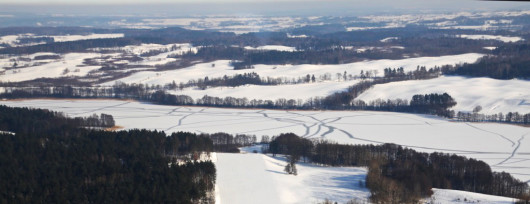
[
  {"left": 425, "top": 188, "right": 517, "bottom": 204},
  {"left": 357, "top": 76, "right": 530, "bottom": 114},
  {"left": 0, "top": 53, "right": 102, "bottom": 82},
  {"left": 244, "top": 45, "right": 297, "bottom": 52},
  {"left": 172, "top": 80, "right": 358, "bottom": 101},
  {"left": 457, "top": 34, "right": 523, "bottom": 43},
  {"left": 214, "top": 152, "right": 369, "bottom": 204},
  {"left": 1, "top": 99, "right": 528, "bottom": 184}
]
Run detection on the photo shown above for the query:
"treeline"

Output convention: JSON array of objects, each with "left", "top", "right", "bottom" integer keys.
[
  {"left": 169, "top": 72, "right": 331, "bottom": 90},
  {"left": 4, "top": 86, "right": 529, "bottom": 125},
  {"left": 204, "top": 132, "right": 257, "bottom": 153},
  {"left": 457, "top": 110, "right": 530, "bottom": 124},
  {"left": 0, "top": 85, "right": 456, "bottom": 119},
  {"left": 0, "top": 38, "right": 141, "bottom": 54},
  {"left": 268, "top": 133, "right": 530, "bottom": 203},
  {"left": 444, "top": 43, "right": 530, "bottom": 79},
  {"left": 231, "top": 49, "right": 365, "bottom": 69},
  {"left": 0, "top": 105, "right": 216, "bottom": 203},
  {"left": 0, "top": 105, "right": 115, "bottom": 134}
]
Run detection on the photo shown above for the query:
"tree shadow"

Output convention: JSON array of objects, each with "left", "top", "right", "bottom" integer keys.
[{"left": 266, "top": 169, "right": 286, "bottom": 175}]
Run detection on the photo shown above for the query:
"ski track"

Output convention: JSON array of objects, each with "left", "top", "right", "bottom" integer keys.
[
  {"left": 465, "top": 123, "right": 516, "bottom": 147},
  {"left": 165, "top": 108, "right": 206, "bottom": 131},
  {"left": 496, "top": 132, "right": 529, "bottom": 165},
  {"left": 166, "top": 107, "right": 181, "bottom": 115},
  {"left": 70, "top": 101, "right": 131, "bottom": 115}
]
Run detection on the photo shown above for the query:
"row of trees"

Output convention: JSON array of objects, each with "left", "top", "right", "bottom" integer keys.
[
  {"left": 203, "top": 132, "right": 257, "bottom": 153},
  {"left": 0, "top": 105, "right": 115, "bottom": 134},
  {"left": 456, "top": 109, "right": 530, "bottom": 124},
  {"left": 1, "top": 83, "right": 509, "bottom": 123},
  {"left": 0, "top": 105, "right": 216, "bottom": 203},
  {"left": 268, "top": 134, "right": 530, "bottom": 203},
  {"left": 167, "top": 71, "right": 369, "bottom": 91}
]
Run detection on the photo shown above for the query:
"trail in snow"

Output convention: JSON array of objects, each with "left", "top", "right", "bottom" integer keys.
[
  {"left": 166, "top": 107, "right": 181, "bottom": 115},
  {"left": 496, "top": 132, "right": 529, "bottom": 165},
  {"left": 165, "top": 108, "right": 206, "bottom": 131},
  {"left": 466, "top": 123, "right": 516, "bottom": 147},
  {"left": 70, "top": 101, "right": 131, "bottom": 115}
]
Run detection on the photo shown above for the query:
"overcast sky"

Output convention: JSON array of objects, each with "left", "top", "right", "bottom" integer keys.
[
  {"left": 5, "top": 0, "right": 316, "bottom": 3},
  {"left": 0, "top": 0, "right": 528, "bottom": 16}
]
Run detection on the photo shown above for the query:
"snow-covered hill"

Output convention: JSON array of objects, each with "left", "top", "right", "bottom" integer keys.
[{"left": 356, "top": 76, "right": 530, "bottom": 114}]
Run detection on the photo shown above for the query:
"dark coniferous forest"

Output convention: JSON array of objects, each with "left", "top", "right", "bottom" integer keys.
[{"left": 0, "top": 105, "right": 216, "bottom": 203}]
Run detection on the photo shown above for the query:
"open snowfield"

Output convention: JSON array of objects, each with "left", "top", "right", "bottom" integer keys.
[
  {"left": 426, "top": 188, "right": 517, "bottom": 204},
  {"left": 356, "top": 76, "right": 530, "bottom": 114},
  {"left": 244, "top": 45, "right": 297, "bottom": 52},
  {"left": 50, "top": 33, "right": 124, "bottom": 42},
  {"left": 1, "top": 99, "right": 528, "bottom": 185},
  {"left": 0, "top": 53, "right": 102, "bottom": 82},
  {"left": 172, "top": 80, "right": 358, "bottom": 101},
  {"left": 215, "top": 152, "right": 369, "bottom": 204},
  {"left": 457, "top": 34, "right": 523, "bottom": 43},
  {"left": 101, "top": 53, "right": 484, "bottom": 86}
]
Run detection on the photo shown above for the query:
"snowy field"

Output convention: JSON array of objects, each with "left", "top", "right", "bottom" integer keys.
[
  {"left": 171, "top": 80, "right": 358, "bottom": 101},
  {"left": 244, "top": 45, "right": 297, "bottom": 52},
  {"left": 1, "top": 99, "right": 528, "bottom": 185},
  {"left": 0, "top": 53, "right": 102, "bottom": 82},
  {"left": 102, "top": 53, "right": 484, "bottom": 86},
  {"left": 214, "top": 152, "right": 369, "bottom": 204},
  {"left": 457, "top": 34, "right": 523, "bottom": 43},
  {"left": 425, "top": 188, "right": 517, "bottom": 204},
  {"left": 50, "top": 33, "right": 124, "bottom": 42},
  {"left": 357, "top": 76, "right": 530, "bottom": 114}
]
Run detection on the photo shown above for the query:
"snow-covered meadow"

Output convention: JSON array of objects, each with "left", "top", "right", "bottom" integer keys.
[
  {"left": 425, "top": 188, "right": 518, "bottom": 204},
  {"left": 244, "top": 45, "right": 297, "bottom": 52},
  {"left": 457, "top": 34, "right": 523, "bottom": 43},
  {"left": 357, "top": 76, "right": 530, "bottom": 114},
  {"left": 1, "top": 99, "right": 528, "bottom": 186},
  {"left": 172, "top": 81, "right": 357, "bottom": 102},
  {"left": 214, "top": 152, "right": 369, "bottom": 204},
  {"left": 50, "top": 33, "right": 124, "bottom": 42},
  {"left": 0, "top": 53, "right": 102, "bottom": 82}
]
